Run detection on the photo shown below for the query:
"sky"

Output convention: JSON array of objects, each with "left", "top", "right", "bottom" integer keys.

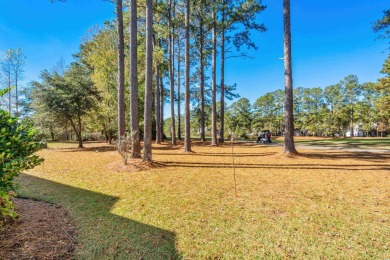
[{"left": 0, "top": 0, "right": 389, "bottom": 105}]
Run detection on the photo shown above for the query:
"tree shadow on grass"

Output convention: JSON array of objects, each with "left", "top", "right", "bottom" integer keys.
[
  {"left": 302, "top": 151, "right": 390, "bottom": 163},
  {"left": 159, "top": 160, "right": 390, "bottom": 171},
  {"left": 16, "top": 173, "right": 179, "bottom": 260}
]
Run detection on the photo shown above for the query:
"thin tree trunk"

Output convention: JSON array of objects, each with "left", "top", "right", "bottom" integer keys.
[
  {"left": 211, "top": 9, "right": 217, "bottom": 146},
  {"left": 143, "top": 0, "right": 153, "bottom": 162},
  {"left": 160, "top": 75, "right": 165, "bottom": 139},
  {"left": 350, "top": 105, "right": 354, "bottom": 138},
  {"left": 116, "top": 0, "right": 126, "bottom": 142},
  {"left": 15, "top": 71, "right": 18, "bottom": 117},
  {"left": 70, "top": 118, "right": 83, "bottom": 148},
  {"left": 177, "top": 36, "right": 182, "bottom": 141},
  {"left": 155, "top": 66, "right": 161, "bottom": 144},
  {"left": 8, "top": 72, "right": 11, "bottom": 115},
  {"left": 184, "top": 0, "right": 191, "bottom": 152},
  {"left": 168, "top": 0, "right": 176, "bottom": 145},
  {"left": 219, "top": 3, "right": 226, "bottom": 143},
  {"left": 200, "top": 18, "right": 206, "bottom": 142},
  {"left": 283, "top": 0, "right": 297, "bottom": 154},
  {"left": 130, "top": 0, "right": 141, "bottom": 158}
]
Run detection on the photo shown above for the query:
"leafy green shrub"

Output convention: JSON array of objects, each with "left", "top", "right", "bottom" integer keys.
[{"left": 0, "top": 92, "right": 44, "bottom": 221}]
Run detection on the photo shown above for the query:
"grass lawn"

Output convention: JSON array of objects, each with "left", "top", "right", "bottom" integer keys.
[
  {"left": 293, "top": 137, "right": 390, "bottom": 151},
  {"left": 17, "top": 141, "right": 390, "bottom": 259}
]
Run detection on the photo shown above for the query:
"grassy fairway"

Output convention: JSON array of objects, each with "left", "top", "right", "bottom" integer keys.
[
  {"left": 294, "top": 137, "right": 390, "bottom": 150},
  {"left": 17, "top": 142, "right": 390, "bottom": 259}
]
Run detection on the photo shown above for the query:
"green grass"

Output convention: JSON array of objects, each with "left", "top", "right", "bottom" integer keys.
[
  {"left": 294, "top": 137, "right": 390, "bottom": 150},
  {"left": 16, "top": 142, "right": 390, "bottom": 259}
]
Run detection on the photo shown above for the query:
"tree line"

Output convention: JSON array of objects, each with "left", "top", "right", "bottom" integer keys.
[
  {"left": 226, "top": 69, "right": 390, "bottom": 138},
  {"left": 24, "top": 0, "right": 269, "bottom": 162}
]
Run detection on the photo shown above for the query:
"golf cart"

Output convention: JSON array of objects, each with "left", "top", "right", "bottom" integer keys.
[{"left": 256, "top": 130, "right": 272, "bottom": 144}]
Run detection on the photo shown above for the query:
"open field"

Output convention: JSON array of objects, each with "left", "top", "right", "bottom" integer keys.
[
  {"left": 294, "top": 137, "right": 390, "bottom": 151},
  {"left": 17, "top": 141, "right": 390, "bottom": 259}
]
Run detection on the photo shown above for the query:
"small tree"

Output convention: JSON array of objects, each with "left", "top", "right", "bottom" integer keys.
[{"left": 31, "top": 62, "right": 100, "bottom": 148}]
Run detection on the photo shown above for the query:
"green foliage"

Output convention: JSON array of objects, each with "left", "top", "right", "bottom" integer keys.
[
  {"left": 226, "top": 97, "right": 253, "bottom": 138},
  {"left": 373, "top": 9, "right": 390, "bottom": 42},
  {"left": 0, "top": 107, "right": 43, "bottom": 221}
]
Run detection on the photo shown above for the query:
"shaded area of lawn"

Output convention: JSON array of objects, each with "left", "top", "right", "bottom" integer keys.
[
  {"left": 17, "top": 173, "right": 179, "bottom": 260},
  {"left": 16, "top": 141, "right": 390, "bottom": 259},
  {"left": 294, "top": 137, "right": 390, "bottom": 150}
]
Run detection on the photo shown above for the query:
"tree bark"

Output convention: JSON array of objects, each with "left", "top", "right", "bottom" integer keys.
[
  {"left": 184, "top": 0, "right": 191, "bottom": 152},
  {"left": 168, "top": 0, "right": 177, "bottom": 145},
  {"left": 283, "top": 0, "right": 298, "bottom": 154},
  {"left": 15, "top": 71, "right": 18, "bottom": 117},
  {"left": 160, "top": 75, "right": 165, "bottom": 140},
  {"left": 219, "top": 3, "right": 226, "bottom": 143},
  {"left": 177, "top": 36, "right": 182, "bottom": 141},
  {"left": 116, "top": 0, "right": 126, "bottom": 142},
  {"left": 211, "top": 9, "right": 217, "bottom": 146},
  {"left": 155, "top": 66, "right": 161, "bottom": 144},
  {"left": 7, "top": 70, "right": 11, "bottom": 115},
  {"left": 350, "top": 105, "right": 354, "bottom": 138},
  {"left": 200, "top": 18, "right": 206, "bottom": 142},
  {"left": 143, "top": 0, "right": 153, "bottom": 162},
  {"left": 130, "top": 0, "right": 141, "bottom": 158},
  {"left": 70, "top": 117, "right": 83, "bottom": 148}
]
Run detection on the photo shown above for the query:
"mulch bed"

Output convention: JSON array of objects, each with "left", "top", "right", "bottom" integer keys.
[{"left": 0, "top": 198, "right": 76, "bottom": 260}]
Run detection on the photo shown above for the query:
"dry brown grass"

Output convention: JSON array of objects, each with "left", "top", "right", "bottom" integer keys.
[{"left": 17, "top": 141, "right": 390, "bottom": 259}]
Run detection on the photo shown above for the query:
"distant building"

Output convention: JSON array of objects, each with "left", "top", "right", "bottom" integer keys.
[{"left": 345, "top": 123, "right": 364, "bottom": 137}]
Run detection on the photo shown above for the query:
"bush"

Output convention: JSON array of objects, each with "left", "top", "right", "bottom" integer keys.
[{"left": 0, "top": 109, "right": 44, "bottom": 222}]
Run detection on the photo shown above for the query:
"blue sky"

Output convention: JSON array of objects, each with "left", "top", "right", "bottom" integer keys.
[{"left": 0, "top": 0, "right": 389, "bottom": 105}]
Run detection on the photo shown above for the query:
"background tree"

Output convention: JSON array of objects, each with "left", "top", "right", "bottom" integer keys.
[
  {"left": 342, "top": 75, "right": 362, "bottom": 137},
  {"left": 31, "top": 62, "right": 100, "bottom": 148},
  {"left": 373, "top": 9, "right": 390, "bottom": 46},
  {"left": 226, "top": 97, "right": 252, "bottom": 138},
  {"left": 10, "top": 48, "right": 26, "bottom": 117},
  {"left": 219, "top": 0, "right": 266, "bottom": 142},
  {"left": 376, "top": 55, "right": 390, "bottom": 134},
  {"left": 80, "top": 25, "right": 117, "bottom": 144},
  {"left": 1, "top": 50, "right": 14, "bottom": 115}
]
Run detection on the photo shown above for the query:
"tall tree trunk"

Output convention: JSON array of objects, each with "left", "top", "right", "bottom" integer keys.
[
  {"left": 160, "top": 76, "right": 165, "bottom": 139},
  {"left": 200, "top": 18, "right": 206, "bottom": 142},
  {"left": 130, "top": 0, "right": 141, "bottom": 158},
  {"left": 177, "top": 36, "right": 182, "bottom": 141},
  {"left": 219, "top": 3, "right": 226, "bottom": 143},
  {"left": 168, "top": 0, "right": 176, "bottom": 145},
  {"left": 155, "top": 66, "right": 161, "bottom": 144},
  {"left": 70, "top": 117, "right": 83, "bottom": 148},
  {"left": 184, "top": 0, "right": 191, "bottom": 152},
  {"left": 116, "top": 0, "right": 126, "bottom": 142},
  {"left": 211, "top": 9, "right": 217, "bottom": 146},
  {"left": 143, "top": 0, "right": 153, "bottom": 162},
  {"left": 283, "top": 0, "right": 297, "bottom": 154},
  {"left": 8, "top": 71, "right": 11, "bottom": 115},
  {"left": 15, "top": 71, "right": 18, "bottom": 117},
  {"left": 350, "top": 105, "right": 354, "bottom": 138}
]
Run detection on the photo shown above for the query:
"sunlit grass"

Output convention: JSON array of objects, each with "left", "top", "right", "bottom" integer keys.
[{"left": 17, "top": 141, "right": 390, "bottom": 259}]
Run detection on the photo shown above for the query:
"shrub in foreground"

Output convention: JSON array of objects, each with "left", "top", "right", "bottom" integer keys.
[{"left": 0, "top": 100, "right": 43, "bottom": 222}]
